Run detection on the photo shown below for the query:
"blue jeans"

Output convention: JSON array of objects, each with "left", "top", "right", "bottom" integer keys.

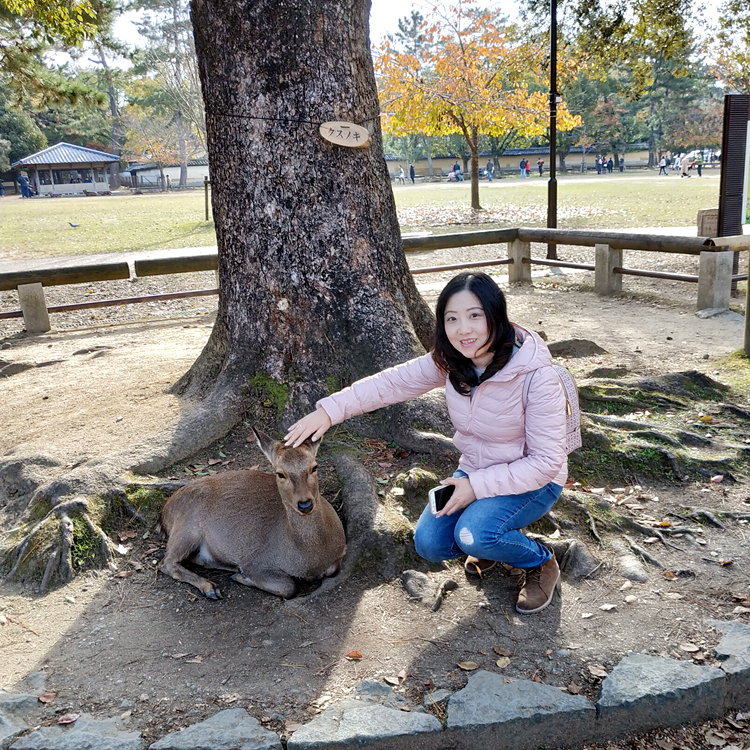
[{"left": 414, "top": 471, "right": 562, "bottom": 570}]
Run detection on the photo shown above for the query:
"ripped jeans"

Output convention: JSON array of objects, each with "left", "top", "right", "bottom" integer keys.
[{"left": 413, "top": 470, "right": 562, "bottom": 570}]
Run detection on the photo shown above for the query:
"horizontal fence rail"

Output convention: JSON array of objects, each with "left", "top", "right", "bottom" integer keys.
[{"left": 1, "top": 226, "right": 747, "bottom": 353}]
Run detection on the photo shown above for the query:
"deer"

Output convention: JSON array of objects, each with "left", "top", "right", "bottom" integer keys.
[{"left": 157, "top": 428, "right": 346, "bottom": 599}]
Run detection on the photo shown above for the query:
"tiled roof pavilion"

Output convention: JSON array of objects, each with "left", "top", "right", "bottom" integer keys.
[{"left": 12, "top": 142, "right": 120, "bottom": 196}]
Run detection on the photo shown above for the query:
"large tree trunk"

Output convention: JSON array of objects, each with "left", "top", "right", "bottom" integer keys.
[
  {"left": 176, "top": 110, "right": 188, "bottom": 187},
  {"left": 177, "top": 0, "right": 436, "bottom": 455}
]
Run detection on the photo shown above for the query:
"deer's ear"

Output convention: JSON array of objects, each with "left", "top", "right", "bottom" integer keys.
[
  {"left": 304, "top": 436, "right": 322, "bottom": 457},
  {"left": 253, "top": 427, "right": 278, "bottom": 463}
]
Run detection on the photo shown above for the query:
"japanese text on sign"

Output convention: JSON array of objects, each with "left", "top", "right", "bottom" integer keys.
[{"left": 319, "top": 121, "right": 371, "bottom": 149}]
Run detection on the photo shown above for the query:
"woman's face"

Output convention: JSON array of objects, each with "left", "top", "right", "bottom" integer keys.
[{"left": 443, "top": 289, "right": 493, "bottom": 369}]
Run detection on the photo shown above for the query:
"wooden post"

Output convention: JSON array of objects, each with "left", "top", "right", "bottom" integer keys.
[
  {"left": 507, "top": 239, "right": 531, "bottom": 283},
  {"left": 18, "top": 283, "right": 50, "bottom": 333},
  {"left": 594, "top": 243, "right": 623, "bottom": 295},
  {"left": 697, "top": 250, "right": 733, "bottom": 311},
  {"left": 204, "top": 176, "right": 210, "bottom": 222}
]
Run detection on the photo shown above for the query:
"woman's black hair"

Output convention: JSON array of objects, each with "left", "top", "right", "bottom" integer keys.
[{"left": 432, "top": 272, "right": 515, "bottom": 396}]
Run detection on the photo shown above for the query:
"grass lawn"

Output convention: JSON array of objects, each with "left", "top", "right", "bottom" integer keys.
[{"left": 0, "top": 172, "right": 722, "bottom": 260}]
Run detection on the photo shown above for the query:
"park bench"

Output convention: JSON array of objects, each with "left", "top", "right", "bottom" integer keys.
[{"left": 1, "top": 227, "right": 748, "bottom": 355}]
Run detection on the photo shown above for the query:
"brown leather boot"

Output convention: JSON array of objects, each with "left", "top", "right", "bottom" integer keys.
[
  {"left": 464, "top": 556, "right": 497, "bottom": 578},
  {"left": 515, "top": 555, "right": 560, "bottom": 614}
]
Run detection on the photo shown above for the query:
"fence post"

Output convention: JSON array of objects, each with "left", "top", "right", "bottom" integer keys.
[
  {"left": 697, "top": 250, "right": 733, "bottom": 311},
  {"left": 507, "top": 239, "right": 531, "bottom": 283},
  {"left": 17, "top": 282, "right": 50, "bottom": 333},
  {"left": 594, "top": 243, "right": 623, "bottom": 295},
  {"left": 204, "top": 176, "right": 210, "bottom": 222}
]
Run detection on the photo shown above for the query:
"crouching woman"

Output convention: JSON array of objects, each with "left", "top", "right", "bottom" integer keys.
[{"left": 285, "top": 272, "right": 568, "bottom": 614}]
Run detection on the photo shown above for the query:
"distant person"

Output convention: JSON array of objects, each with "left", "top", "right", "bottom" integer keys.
[
  {"left": 452, "top": 161, "right": 464, "bottom": 182},
  {"left": 658, "top": 156, "right": 668, "bottom": 176},
  {"left": 0, "top": 182, "right": 5, "bottom": 197},
  {"left": 681, "top": 158, "right": 690, "bottom": 178},
  {"left": 674, "top": 154, "right": 680, "bottom": 172},
  {"left": 525, "top": 160, "right": 531, "bottom": 178},
  {"left": 537, "top": 157, "right": 544, "bottom": 176},
  {"left": 519, "top": 158, "right": 527, "bottom": 178},
  {"left": 409, "top": 164, "right": 415, "bottom": 184},
  {"left": 596, "top": 156, "right": 602, "bottom": 175},
  {"left": 486, "top": 159, "right": 494, "bottom": 181},
  {"left": 607, "top": 157, "right": 613, "bottom": 173},
  {"left": 17, "top": 172, "right": 30, "bottom": 198},
  {"left": 696, "top": 152, "right": 703, "bottom": 177},
  {"left": 397, "top": 166, "right": 405, "bottom": 184},
  {"left": 619, "top": 156, "right": 624, "bottom": 172}
]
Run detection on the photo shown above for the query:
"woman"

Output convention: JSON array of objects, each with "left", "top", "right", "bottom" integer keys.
[{"left": 285, "top": 273, "right": 568, "bottom": 614}]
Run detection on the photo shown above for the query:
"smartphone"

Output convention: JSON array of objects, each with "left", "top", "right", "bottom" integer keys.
[{"left": 429, "top": 484, "right": 455, "bottom": 515}]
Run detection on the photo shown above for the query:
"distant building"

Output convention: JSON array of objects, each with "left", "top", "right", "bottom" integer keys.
[
  {"left": 11, "top": 142, "right": 120, "bottom": 196},
  {"left": 121, "top": 159, "right": 209, "bottom": 190}
]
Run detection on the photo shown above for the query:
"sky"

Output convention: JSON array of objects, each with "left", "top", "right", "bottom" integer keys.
[{"left": 113, "top": 1, "right": 518, "bottom": 50}]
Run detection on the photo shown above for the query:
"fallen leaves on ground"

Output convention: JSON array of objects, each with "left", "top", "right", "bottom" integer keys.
[
  {"left": 457, "top": 661, "right": 479, "bottom": 671},
  {"left": 345, "top": 650, "right": 363, "bottom": 661},
  {"left": 57, "top": 713, "right": 80, "bottom": 725},
  {"left": 588, "top": 664, "right": 608, "bottom": 678}
]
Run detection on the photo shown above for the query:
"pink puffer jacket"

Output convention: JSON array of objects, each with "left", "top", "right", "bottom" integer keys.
[{"left": 317, "top": 325, "right": 568, "bottom": 498}]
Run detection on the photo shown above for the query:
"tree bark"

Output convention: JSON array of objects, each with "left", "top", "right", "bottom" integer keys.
[
  {"left": 469, "top": 126, "right": 480, "bottom": 210},
  {"left": 181, "top": 0, "right": 436, "bottom": 449}
]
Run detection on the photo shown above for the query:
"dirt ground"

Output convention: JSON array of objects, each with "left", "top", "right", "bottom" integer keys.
[{"left": 1, "top": 265, "right": 750, "bottom": 747}]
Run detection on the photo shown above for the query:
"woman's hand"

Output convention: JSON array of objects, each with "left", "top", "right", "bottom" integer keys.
[
  {"left": 436, "top": 476, "right": 476, "bottom": 517},
  {"left": 284, "top": 407, "right": 332, "bottom": 447}
]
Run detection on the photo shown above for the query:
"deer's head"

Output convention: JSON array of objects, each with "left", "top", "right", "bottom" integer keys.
[{"left": 254, "top": 427, "right": 321, "bottom": 515}]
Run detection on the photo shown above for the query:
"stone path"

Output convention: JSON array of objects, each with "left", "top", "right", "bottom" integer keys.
[{"left": 1, "top": 621, "right": 748, "bottom": 750}]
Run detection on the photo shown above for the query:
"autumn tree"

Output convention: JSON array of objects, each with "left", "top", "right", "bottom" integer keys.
[
  {"left": 376, "top": 0, "right": 579, "bottom": 210},
  {"left": 122, "top": 101, "right": 193, "bottom": 189},
  {"left": 711, "top": 0, "right": 750, "bottom": 92}
]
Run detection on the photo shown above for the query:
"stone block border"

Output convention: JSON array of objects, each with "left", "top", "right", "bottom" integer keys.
[{"left": 2, "top": 621, "right": 749, "bottom": 750}]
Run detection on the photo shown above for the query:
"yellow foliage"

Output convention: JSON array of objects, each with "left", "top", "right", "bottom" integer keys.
[{"left": 375, "top": 0, "right": 581, "bottom": 142}]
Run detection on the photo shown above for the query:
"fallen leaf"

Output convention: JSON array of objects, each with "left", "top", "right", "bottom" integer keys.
[
  {"left": 114, "top": 571, "right": 132, "bottom": 578},
  {"left": 644, "top": 537, "right": 660, "bottom": 544},
  {"left": 658, "top": 521, "right": 672, "bottom": 527},
  {"left": 589, "top": 487, "right": 606, "bottom": 494},
  {"left": 457, "top": 661, "right": 479, "bottom": 671},
  {"left": 57, "top": 713, "right": 80, "bottom": 725},
  {"left": 120, "top": 710, "right": 132, "bottom": 720},
  {"left": 731, "top": 606, "right": 750, "bottom": 614},
  {"left": 711, "top": 474, "right": 724, "bottom": 483},
  {"left": 566, "top": 682, "right": 582, "bottom": 694},
  {"left": 345, "top": 650, "right": 363, "bottom": 661},
  {"left": 679, "top": 643, "right": 700, "bottom": 653},
  {"left": 588, "top": 664, "right": 608, "bottom": 678},
  {"left": 185, "top": 656, "right": 203, "bottom": 663},
  {"left": 208, "top": 458, "right": 222, "bottom": 466},
  {"left": 171, "top": 653, "right": 189, "bottom": 659},
  {"left": 663, "top": 571, "right": 678, "bottom": 580},
  {"left": 531, "top": 673, "right": 544, "bottom": 683},
  {"left": 624, "top": 595, "right": 637, "bottom": 604},
  {"left": 383, "top": 675, "right": 401, "bottom": 686},
  {"left": 423, "top": 679, "right": 435, "bottom": 691},
  {"left": 493, "top": 646, "right": 512, "bottom": 657},
  {"left": 599, "top": 603, "right": 617, "bottom": 611},
  {"left": 721, "top": 560, "right": 733, "bottom": 566},
  {"left": 656, "top": 739, "right": 676, "bottom": 750},
  {"left": 38, "top": 692, "right": 57, "bottom": 704},
  {"left": 699, "top": 415, "right": 714, "bottom": 423},
  {"left": 664, "top": 592, "right": 684, "bottom": 600},
  {"left": 619, "top": 581, "right": 633, "bottom": 591},
  {"left": 118, "top": 530, "right": 137, "bottom": 540},
  {"left": 285, "top": 722, "right": 302, "bottom": 733},
  {"left": 219, "top": 693, "right": 242, "bottom": 703},
  {"left": 495, "top": 656, "right": 510, "bottom": 668},
  {"left": 705, "top": 729, "right": 728, "bottom": 746},
  {"left": 581, "top": 612, "right": 593, "bottom": 619},
  {"left": 549, "top": 529, "right": 561, "bottom": 539}
]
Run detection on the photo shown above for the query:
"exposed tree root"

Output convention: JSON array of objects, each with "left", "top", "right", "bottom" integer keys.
[{"left": 624, "top": 535, "right": 663, "bottom": 568}]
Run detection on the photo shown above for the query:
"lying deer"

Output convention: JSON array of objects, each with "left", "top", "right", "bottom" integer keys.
[{"left": 157, "top": 428, "right": 346, "bottom": 599}]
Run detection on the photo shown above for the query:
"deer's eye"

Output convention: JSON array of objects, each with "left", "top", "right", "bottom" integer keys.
[
  {"left": 276, "top": 472, "right": 286, "bottom": 480},
  {"left": 311, "top": 465, "right": 318, "bottom": 473}
]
